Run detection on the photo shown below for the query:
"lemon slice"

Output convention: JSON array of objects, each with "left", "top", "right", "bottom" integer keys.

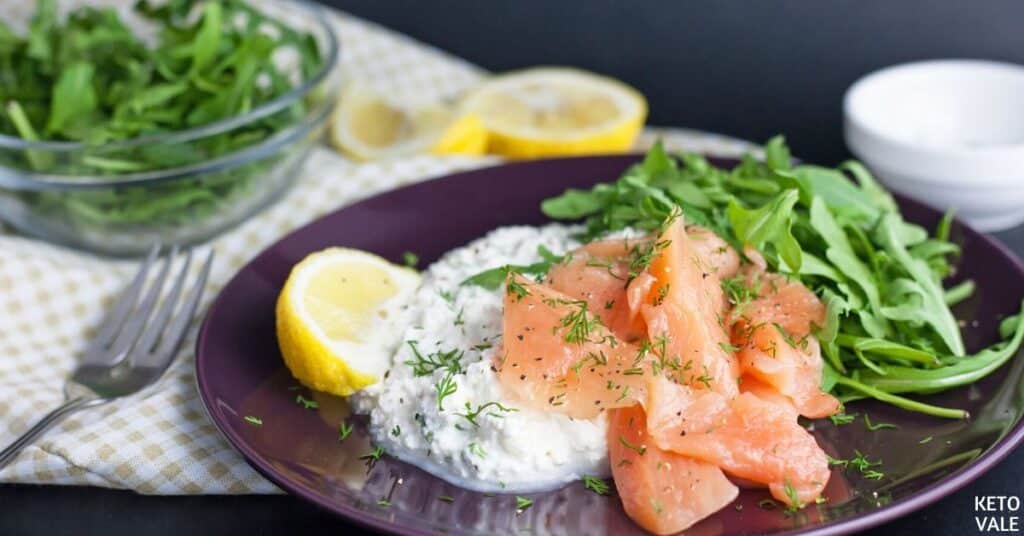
[
  {"left": 329, "top": 81, "right": 488, "bottom": 160},
  {"left": 460, "top": 67, "right": 647, "bottom": 159},
  {"left": 275, "top": 248, "right": 421, "bottom": 396}
]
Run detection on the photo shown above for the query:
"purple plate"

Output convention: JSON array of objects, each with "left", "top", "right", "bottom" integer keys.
[{"left": 196, "top": 155, "right": 1024, "bottom": 535}]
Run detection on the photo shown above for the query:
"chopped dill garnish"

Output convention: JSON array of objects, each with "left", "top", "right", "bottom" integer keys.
[
  {"left": 758, "top": 499, "right": 779, "bottom": 510},
  {"left": 391, "top": 425, "right": 401, "bottom": 437},
  {"left": 435, "top": 372, "right": 458, "bottom": 411},
  {"left": 376, "top": 498, "right": 391, "bottom": 508},
  {"left": 782, "top": 480, "right": 803, "bottom": 515},
  {"left": 919, "top": 436, "right": 934, "bottom": 444},
  {"left": 826, "top": 454, "right": 847, "bottom": 467},
  {"left": 454, "top": 308, "right": 465, "bottom": 326},
  {"left": 243, "top": 416, "right": 262, "bottom": 425},
  {"left": 831, "top": 449, "right": 885, "bottom": 480},
  {"left": 405, "top": 341, "right": 464, "bottom": 377},
  {"left": 543, "top": 297, "right": 604, "bottom": 345},
  {"left": 863, "top": 414, "right": 899, "bottom": 431},
  {"left": 506, "top": 277, "right": 531, "bottom": 301},
  {"left": 627, "top": 239, "right": 671, "bottom": 281},
  {"left": 721, "top": 274, "right": 758, "bottom": 309},
  {"left": 295, "top": 394, "right": 318, "bottom": 410},
  {"left": 402, "top": 251, "right": 419, "bottom": 268},
  {"left": 862, "top": 469, "right": 885, "bottom": 480},
  {"left": 338, "top": 421, "right": 354, "bottom": 442},
  {"left": 437, "top": 495, "right": 455, "bottom": 503},
  {"left": 468, "top": 442, "right": 487, "bottom": 458},
  {"left": 455, "top": 401, "right": 519, "bottom": 427},
  {"left": 773, "top": 322, "right": 805, "bottom": 349},
  {"left": 572, "top": 351, "right": 609, "bottom": 374},
  {"left": 829, "top": 411, "right": 857, "bottom": 426},
  {"left": 651, "top": 497, "right": 664, "bottom": 516},
  {"left": 439, "top": 289, "right": 455, "bottom": 304},
  {"left": 359, "top": 445, "right": 385, "bottom": 471},
  {"left": 653, "top": 284, "right": 670, "bottom": 306},
  {"left": 583, "top": 475, "right": 611, "bottom": 495},
  {"left": 718, "top": 342, "right": 740, "bottom": 353},
  {"left": 618, "top": 435, "right": 647, "bottom": 456},
  {"left": 694, "top": 366, "right": 714, "bottom": 389},
  {"left": 585, "top": 257, "right": 622, "bottom": 280},
  {"left": 515, "top": 496, "right": 534, "bottom": 512}
]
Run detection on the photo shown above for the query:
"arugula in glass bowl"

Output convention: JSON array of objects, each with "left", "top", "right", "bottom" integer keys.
[{"left": 0, "top": 0, "right": 340, "bottom": 255}]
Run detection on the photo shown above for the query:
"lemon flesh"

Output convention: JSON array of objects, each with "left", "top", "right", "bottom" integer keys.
[
  {"left": 461, "top": 67, "right": 647, "bottom": 159},
  {"left": 329, "top": 81, "right": 488, "bottom": 160},
  {"left": 276, "top": 248, "right": 421, "bottom": 396}
]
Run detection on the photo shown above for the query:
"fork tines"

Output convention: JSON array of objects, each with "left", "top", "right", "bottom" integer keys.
[{"left": 82, "top": 244, "right": 214, "bottom": 369}]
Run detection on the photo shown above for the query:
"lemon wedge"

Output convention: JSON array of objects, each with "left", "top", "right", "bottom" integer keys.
[
  {"left": 275, "top": 248, "right": 421, "bottom": 396},
  {"left": 329, "top": 81, "right": 488, "bottom": 160},
  {"left": 460, "top": 67, "right": 647, "bottom": 159}
]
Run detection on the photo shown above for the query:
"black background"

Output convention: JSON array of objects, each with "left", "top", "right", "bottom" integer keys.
[
  {"left": 332, "top": 0, "right": 1024, "bottom": 166},
  {"left": 3, "top": 1, "right": 1024, "bottom": 534}
]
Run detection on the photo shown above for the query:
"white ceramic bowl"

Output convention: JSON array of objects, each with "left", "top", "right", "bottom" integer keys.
[{"left": 844, "top": 60, "right": 1024, "bottom": 231}]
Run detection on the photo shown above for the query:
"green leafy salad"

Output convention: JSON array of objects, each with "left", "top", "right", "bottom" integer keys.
[
  {"left": 0, "top": 0, "right": 323, "bottom": 228},
  {"left": 537, "top": 137, "right": 1024, "bottom": 419}
]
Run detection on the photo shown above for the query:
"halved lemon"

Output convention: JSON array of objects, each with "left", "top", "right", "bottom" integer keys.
[
  {"left": 275, "top": 248, "right": 421, "bottom": 396},
  {"left": 329, "top": 81, "right": 488, "bottom": 160},
  {"left": 460, "top": 67, "right": 647, "bottom": 159}
]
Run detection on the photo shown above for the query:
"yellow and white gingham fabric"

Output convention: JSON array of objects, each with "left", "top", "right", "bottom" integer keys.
[{"left": 0, "top": 10, "right": 753, "bottom": 494}]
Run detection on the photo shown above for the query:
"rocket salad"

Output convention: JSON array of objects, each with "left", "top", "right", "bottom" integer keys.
[
  {"left": 541, "top": 137, "right": 1024, "bottom": 419},
  {"left": 0, "top": 0, "right": 323, "bottom": 228}
]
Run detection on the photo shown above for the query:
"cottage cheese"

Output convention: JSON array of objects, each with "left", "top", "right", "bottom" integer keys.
[{"left": 352, "top": 224, "right": 612, "bottom": 493}]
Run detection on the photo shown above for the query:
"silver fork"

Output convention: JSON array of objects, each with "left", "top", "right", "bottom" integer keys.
[{"left": 0, "top": 245, "right": 214, "bottom": 469}]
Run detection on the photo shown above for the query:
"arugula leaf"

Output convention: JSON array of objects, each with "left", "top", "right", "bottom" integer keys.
[
  {"left": 641, "top": 139, "right": 675, "bottom": 176},
  {"left": 856, "top": 301, "right": 1024, "bottom": 394},
  {"left": 541, "top": 189, "right": 604, "bottom": 219},
  {"left": 764, "top": 135, "right": 792, "bottom": 171},
  {"left": 840, "top": 160, "right": 898, "bottom": 214},
  {"left": 782, "top": 165, "right": 880, "bottom": 222},
  {"left": 728, "top": 189, "right": 802, "bottom": 272},
  {"left": 462, "top": 246, "right": 565, "bottom": 290},
  {"left": 876, "top": 213, "right": 965, "bottom": 355},
  {"left": 943, "top": 280, "right": 975, "bottom": 306},
  {"left": 26, "top": 0, "right": 56, "bottom": 64},
  {"left": 191, "top": 2, "right": 223, "bottom": 73},
  {"left": 836, "top": 333, "right": 940, "bottom": 368},
  {"left": 808, "top": 197, "right": 890, "bottom": 338},
  {"left": 815, "top": 289, "right": 847, "bottom": 374},
  {"left": 45, "top": 62, "right": 97, "bottom": 134}
]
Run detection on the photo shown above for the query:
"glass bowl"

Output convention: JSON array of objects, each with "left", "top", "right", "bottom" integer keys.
[{"left": 0, "top": 0, "right": 341, "bottom": 256}]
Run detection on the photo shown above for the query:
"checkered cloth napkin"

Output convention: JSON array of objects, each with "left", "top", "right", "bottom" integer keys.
[{"left": 0, "top": 8, "right": 754, "bottom": 494}]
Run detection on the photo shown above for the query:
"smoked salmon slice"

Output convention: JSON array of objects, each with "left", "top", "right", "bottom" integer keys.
[
  {"left": 687, "top": 225, "right": 741, "bottom": 280},
  {"left": 643, "top": 376, "right": 831, "bottom": 506},
  {"left": 498, "top": 274, "right": 648, "bottom": 419},
  {"left": 634, "top": 216, "right": 739, "bottom": 396},
  {"left": 731, "top": 270, "right": 841, "bottom": 419},
  {"left": 608, "top": 404, "right": 739, "bottom": 535},
  {"left": 545, "top": 238, "right": 647, "bottom": 342}
]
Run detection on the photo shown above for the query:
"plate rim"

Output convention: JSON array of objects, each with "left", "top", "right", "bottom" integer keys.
[{"left": 195, "top": 153, "right": 1024, "bottom": 536}]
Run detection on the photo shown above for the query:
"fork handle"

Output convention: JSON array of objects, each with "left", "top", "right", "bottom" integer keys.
[{"left": 0, "top": 397, "right": 96, "bottom": 470}]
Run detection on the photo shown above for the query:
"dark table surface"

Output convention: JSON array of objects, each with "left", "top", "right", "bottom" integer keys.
[{"left": 4, "top": 1, "right": 1024, "bottom": 534}]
